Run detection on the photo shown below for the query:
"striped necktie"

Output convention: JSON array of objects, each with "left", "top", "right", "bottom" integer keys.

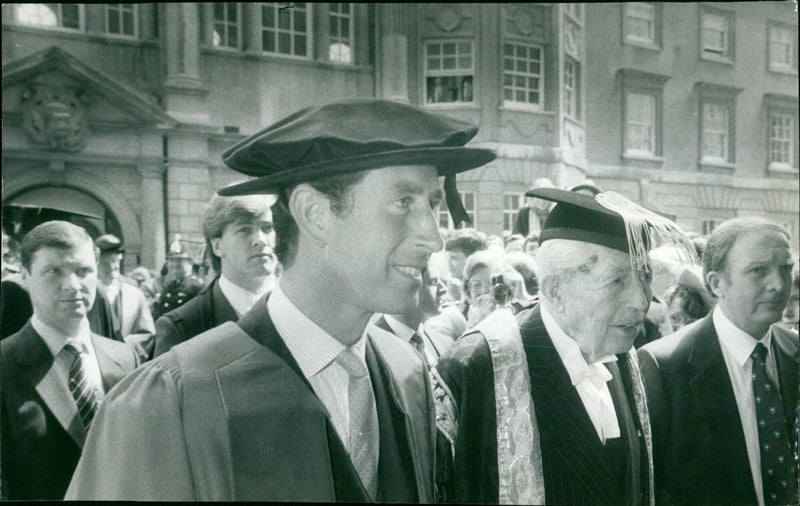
[
  {"left": 337, "top": 347, "right": 379, "bottom": 498},
  {"left": 63, "top": 341, "right": 99, "bottom": 429}
]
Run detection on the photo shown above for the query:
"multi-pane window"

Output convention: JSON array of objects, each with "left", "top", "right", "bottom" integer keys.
[
  {"left": 700, "top": 10, "right": 732, "bottom": 60},
  {"left": 438, "top": 192, "right": 476, "bottom": 229},
  {"left": 701, "top": 102, "right": 730, "bottom": 161},
  {"left": 563, "top": 57, "right": 580, "bottom": 119},
  {"left": 14, "top": 3, "right": 81, "bottom": 30},
  {"left": 329, "top": 3, "right": 354, "bottom": 63},
  {"left": 503, "top": 193, "right": 522, "bottom": 234},
  {"left": 624, "top": 3, "right": 656, "bottom": 45},
  {"left": 625, "top": 93, "right": 656, "bottom": 155},
  {"left": 105, "top": 4, "right": 136, "bottom": 37},
  {"left": 425, "top": 41, "right": 474, "bottom": 104},
  {"left": 769, "top": 112, "right": 795, "bottom": 168},
  {"left": 503, "top": 43, "right": 544, "bottom": 108},
  {"left": 213, "top": 3, "right": 241, "bottom": 49},
  {"left": 769, "top": 25, "right": 796, "bottom": 72},
  {"left": 261, "top": 3, "right": 311, "bottom": 58}
]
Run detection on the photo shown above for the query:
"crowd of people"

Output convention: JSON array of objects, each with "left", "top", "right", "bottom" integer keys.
[{"left": 1, "top": 98, "right": 798, "bottom": 504}]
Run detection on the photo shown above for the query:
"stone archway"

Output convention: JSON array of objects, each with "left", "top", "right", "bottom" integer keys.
[{"left": 3, "top": 169, "right": 143, "bottom": 268}]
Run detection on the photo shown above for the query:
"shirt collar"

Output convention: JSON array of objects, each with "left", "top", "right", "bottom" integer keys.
[
  {"left": 31, "top": 314, "right": 92, "bottom": 358},
  {"left": 219, "top": 273, "right": 274, "bottom": 317},
  {"left": 713, "top": 305, "right": 772, "bottom": 367},
  {"left": 540, "top": 304, "right": 617, "bottom": 387},
  {"left": 382, "top": 315, "right": 417, "bottom": 342},
  {"left": 267, "top": 282, "right": 367, "bottom": 379}
]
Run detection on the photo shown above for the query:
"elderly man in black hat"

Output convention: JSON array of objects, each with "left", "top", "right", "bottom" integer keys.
[
  {"left": 432, "top": 189, "right": 695, "bottom": 505},
  {"left": 66, "top": 99, "right": 495, "bottom": 502},
  {"left": 95, "top": 235, "right": 155, "bottom": 343}
]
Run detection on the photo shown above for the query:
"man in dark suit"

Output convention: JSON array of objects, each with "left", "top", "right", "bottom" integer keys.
[
  {"left": 1, "top": 221, "right": 140, "bottom": 500},
  {"left": 370, "top": 255, "right": 457, "bottom": 369},
  {"left": 639, "top": 217, "right": 798, "bottom": 506},
  {"left": 433, "top": 189, "right": 694, "bottom": 504},
  {"left": 67, "top": 99, "right": 495, "bottom": 501},
  {"left": 152, "top": 194, "right": 277, "bottom": 359}
]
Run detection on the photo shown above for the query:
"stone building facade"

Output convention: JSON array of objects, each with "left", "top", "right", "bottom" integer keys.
[{"left": 2, "top": 3, "right": 797, "bottom": 272}]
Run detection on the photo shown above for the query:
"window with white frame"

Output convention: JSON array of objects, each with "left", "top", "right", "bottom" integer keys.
[
  {"left": 328, "top": 3, "right": 354, "bottom": 63},
  {"left": 563, "top": 56, "right": 580, "bottom": 119},
  {"left": 700, "top": 9, "right": 733, "bottom": 61},
  {"left": 503, "top": 193, "right": 522, "bottom": 234},
  {"left": 623, "top": 3, "right": 659, "bottom": 47},
  {"left": 438, "top": 192, "right": 476, "bottom": 229},
  {"left": 503, "top": 42, "right": 544, "bottom": 109},
  {"left": 261, "top": 2, "right": 311, "bottom": 58},
  {"left": 625, "top": 92, "right": 656, "bottom": 156},
  {"left": 701, "top": 102, "right": 731, "bottom": 162},
  {"left": 768, "top": 24, "right": 797, "bottom": 73},
  {"left": 105, "top": 4, "right": 137, "bottom": 38},
  {"left": 14, "top": 3, "right": 82, "bottom": 30},
  {"left": 213, "top": 3, "right": 241, "bottom": 49},
  {"left": 425, "top": 40, "right": 474, "bottom": 104},
  {"left": 701, "top": 219, "right": 719, "bottom": 235},
  {"left": 768, "top": 111, "right": 795, "bottom": 169}
]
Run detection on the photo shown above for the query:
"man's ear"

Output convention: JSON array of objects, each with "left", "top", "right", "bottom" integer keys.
[
  {"left": 705, "top": 270, "right": 725, "bottom": 300},
  {"left": 289, "top": 184, "right": 331, "bottom": 246},
  {"left": 209, "top": 237, "right": 223, "bottom": 258},
  {"left": 539, "top": 275, "right": 562, "bottom": 312}
]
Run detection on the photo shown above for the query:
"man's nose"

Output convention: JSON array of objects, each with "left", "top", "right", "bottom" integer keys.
[
  {"left": 62, "top": 272, "right": 82, "bottom": 291},
  {"left": 625, "top": 271, "right": 651, "bottom": 312},
  {"left": 765, "top": 267, "right": 788, "bottom": 293},
  {"left": 414, "top": 207, "right": 444, "bottom": 253}
]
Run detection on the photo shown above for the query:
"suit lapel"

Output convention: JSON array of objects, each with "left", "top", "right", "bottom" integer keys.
[
  {"left": 770, "top": 325, "right": 799, "bottom": 436},
  {"left": 688, "top": 316, "right": 755, "bottom": 500},
  {"left": 235, "top": 295, "right": 369, "bottom": 502},
  {"left": 17, "top": 323, "right": 85, "bottom": 447},
  {"left": 90, "top": 333, "right": 128, "bottom": 393},
  {"left": 212, "top": 280, "right": 239, "bottom": 324},
  {"left": 520, "top": 307, "right": 617, "bottom": 504}
]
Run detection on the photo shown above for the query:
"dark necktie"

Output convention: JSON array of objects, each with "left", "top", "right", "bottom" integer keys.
[
  {"left": 751, "top": 342, "right": 798, "bottom": 505},
  {"left": 63, "top": 341, "right": 99, "bottom": 429}
]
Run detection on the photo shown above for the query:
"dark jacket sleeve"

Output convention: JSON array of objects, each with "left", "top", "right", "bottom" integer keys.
[{"left": 152, "top": 315, "right": 184, "bottom": 359}]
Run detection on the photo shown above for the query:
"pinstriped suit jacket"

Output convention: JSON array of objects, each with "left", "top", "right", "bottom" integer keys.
[{"left": 436, "top": 305, "right": 650, "bottom": 504}]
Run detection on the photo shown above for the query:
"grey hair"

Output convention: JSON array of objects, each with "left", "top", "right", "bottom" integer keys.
[{"left": 535, "top": 239, "right": 609, "bottom": 305}]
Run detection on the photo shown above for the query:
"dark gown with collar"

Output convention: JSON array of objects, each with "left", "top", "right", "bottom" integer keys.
[{"left": 435, "top": 305, "right": 650, "bottom": 505}]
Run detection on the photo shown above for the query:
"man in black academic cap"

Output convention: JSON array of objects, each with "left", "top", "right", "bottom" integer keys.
[
  {"left": 432, "top": 189, "right": 695, "bottom": 505},
  {"left": 66, "top": 99, "right": 495, "bottom": 502}
]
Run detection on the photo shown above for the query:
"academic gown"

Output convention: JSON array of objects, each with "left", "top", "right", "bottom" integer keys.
[
  {"left": 435, "top": 306, "right": 651, "bottom": 505},
  {"left": 66, "top": 295, "right": 435, "bottom": 502}
]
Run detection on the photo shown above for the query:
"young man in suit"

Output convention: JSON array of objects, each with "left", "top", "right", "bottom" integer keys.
[
  {"left": 433, "top": 189, "right": 694, "bottom": 504},
  {"left": 66, "top": 99, "right": 495, "bottom": 501},
  {"left": 638, "top": 217, "right": 798, "bottom": 506},
  {"left": 152, "top": 194, "right": 277, "bottom": 358},
  {"left": 1, "top": 221, "right": 140, "bottom": 500}
]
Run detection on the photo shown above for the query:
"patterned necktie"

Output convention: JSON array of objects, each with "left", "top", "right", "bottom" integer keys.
[
  {"left": 410, "top": 331, "right": 431, "bottom": 369},
  {"left": 63, "top": 341, "right": 99, "bottom": 429},
  {"left": 337, "top": 347, "right": 379, "bottom": 498},
  {"left": 751, "top": 343, "right": 798, "bottom": 505}
]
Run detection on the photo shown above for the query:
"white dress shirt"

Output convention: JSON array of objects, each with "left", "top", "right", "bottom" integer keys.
[
  {"left": 267, "top": 282, "right": 371, "bottom": 454},
  {"left": 218, "top": 273, "right": 274, "bottom": 317},
  {"left": 32, "top": 315, "right": 106, "bottom": 398},
  {"left": 714, "top": 306, "right": 779, "bottom": 506},
  {"left": 103, "top": 278, "right": 120, "bottom": 305},
  {"left": 381, "top": 314, "right": 437, "bottom": 365},
  {"left": 540, "top": 304, "right": 621, "bottom": 443}
]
